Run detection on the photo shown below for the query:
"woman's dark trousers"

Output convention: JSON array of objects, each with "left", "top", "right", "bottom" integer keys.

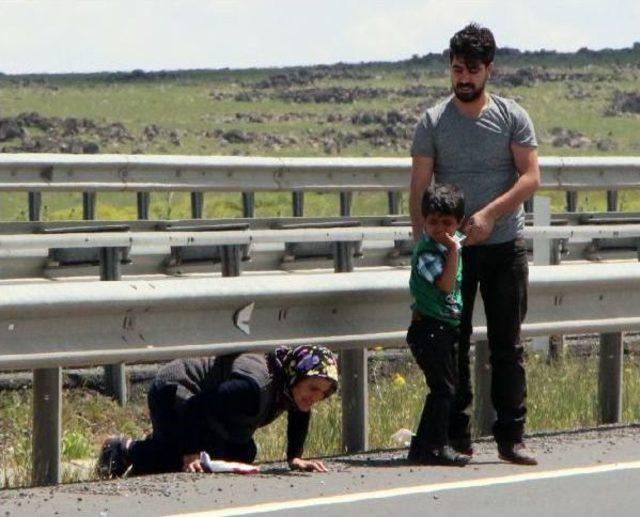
[{"left": 128, "top": 382, "right": 257, "bottom": 474}]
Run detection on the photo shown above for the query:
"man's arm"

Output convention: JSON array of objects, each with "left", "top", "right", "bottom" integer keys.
[
  {"left": 410, "top": 155, "right": 434, "bottom": 241},
  {"left": 464, "top": 144, "right": 540, "bottom": 245}
]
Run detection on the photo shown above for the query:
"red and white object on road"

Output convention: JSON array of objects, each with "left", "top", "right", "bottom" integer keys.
[{"left": 199, "top": 452, "right": 260, "bottom": 475}]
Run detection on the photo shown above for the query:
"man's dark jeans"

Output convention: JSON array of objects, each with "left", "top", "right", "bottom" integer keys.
[
  {"left": 451, "top": 239, "right": 529, "bottom": 445},
  {"left": 406, "top": 315, "right": 460, "bottom": 449}
]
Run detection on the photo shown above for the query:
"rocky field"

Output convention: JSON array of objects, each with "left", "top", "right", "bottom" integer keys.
[{"left": 0, "top": 46, "right": 638, "bottom": 159}]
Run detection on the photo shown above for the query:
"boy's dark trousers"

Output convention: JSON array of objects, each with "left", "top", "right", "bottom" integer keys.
[
  {"left": 451, "top": 239, "right": 529, "bottom": 445},
  {"left": 407, "top": 314, "right": 460, "bottom": 450},
  {"left": 129, "top": 382, "right": 257, "bottom": 474}
]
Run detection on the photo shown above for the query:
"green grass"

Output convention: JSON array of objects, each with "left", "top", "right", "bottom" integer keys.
[
  {"left": 1, "top": 51, "right": 640, "bottom": 487},
  {"left": 0, "top": 58, "right": 638, "bottom": 221},
  {"left": 0, "top": 189, "right": 632, "bottom": 223},
  {"left": 2, "top": 353, "right": 639, "bottom": 488}
]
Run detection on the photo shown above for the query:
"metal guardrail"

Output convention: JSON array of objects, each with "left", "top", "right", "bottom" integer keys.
[
  {"left": 1, "top": 224, "right": 640, "bottom": 251},
  {"left": 1, "top": 154, "right": 636, "bottom": 221},
  {"left": 0, "top": 154, "right": 639, "bottom": 191},
  {"left": 1, "top": 263, "right": 638, "bottom": 485},
  {"left": 2, "top": 154, "right": 640, "bottom": 484},
  {"left": 0, "top": 224, "right": 638, "bottom": 281},
  {"left": 2, "top": 263, "right": 638, "bottom": 368}
]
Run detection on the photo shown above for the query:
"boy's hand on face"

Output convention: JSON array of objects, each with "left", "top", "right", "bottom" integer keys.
[{"left": 441, "top": 232, "right": 459, "bottom": 251}]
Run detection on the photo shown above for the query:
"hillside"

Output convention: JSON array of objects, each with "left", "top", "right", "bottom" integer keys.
[
  {"left": 0, "top": 45, "right": 638, "bottom": 220},
  {"left": 0, "top": 44, "right": 638, "bottom": 159}
]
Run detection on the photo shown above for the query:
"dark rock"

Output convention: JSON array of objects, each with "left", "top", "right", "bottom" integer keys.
[
  {"left": 278, "top": 87, "right": 385, "bottom": 104},
  {"left": 549, "top": 127, "right": 591, "bottom": 149},
  {"left": 168, "top": 130, "right": 181, "bottom": 146},
  {"left": 83, "top": 142, "right": 100, "bottom": 154},
  {"left": 143, "top": 124, "right": 161, "bottom": 141},
  {"left": 351, "top": 112, "right": 385, "bottom": 125},
  {"left": 222, "top": 130, "right": 254, "bottom": 144},
  {"left": 0, "top": 119, "right": 25, "bottom": 141},
  {"left": 607, "top": 92, "right": 640, "bottom": 115}
]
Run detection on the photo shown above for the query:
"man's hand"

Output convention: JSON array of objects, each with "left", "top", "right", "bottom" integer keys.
[
  {"left": 288, "top": 457, "right": 329, "bottom": 473},
  {"left": 183, "top": 453, "right": 204, "bottom": 473},
  {"left": 463, "top": 209, "right": 496, "bottom": 245}
]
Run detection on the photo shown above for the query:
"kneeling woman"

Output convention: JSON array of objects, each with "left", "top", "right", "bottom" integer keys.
[{"left": 98, "top": 345, "right": 338, "bottom": 476}]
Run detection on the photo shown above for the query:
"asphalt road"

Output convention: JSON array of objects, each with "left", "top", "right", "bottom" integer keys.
[{"left": 2, "top": 425, "right": 640, "bottom": 517}]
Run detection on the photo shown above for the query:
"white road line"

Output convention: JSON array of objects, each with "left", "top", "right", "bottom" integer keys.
[{"left": 166, "top": 460, "right": 640, "bottom": 517}]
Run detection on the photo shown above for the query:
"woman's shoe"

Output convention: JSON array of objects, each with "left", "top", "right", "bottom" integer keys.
[{"left": 96, "top": 436, "right": 132, "bottom": 479}]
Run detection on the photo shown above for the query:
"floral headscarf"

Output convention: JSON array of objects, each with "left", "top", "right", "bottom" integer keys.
[{"left": 275, "top": 345, "right": 339, "bottom": 396}]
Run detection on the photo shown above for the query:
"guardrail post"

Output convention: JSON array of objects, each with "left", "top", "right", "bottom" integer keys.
[
  {"left": 190, "top": 192, "right": 204, "bottom": 219},
  {"left": 242, "top": 192, "right": 255, "bottom": 218},
  {"left": 100, "top": 247, "right": 127, "bottom": 406},
  {"left": 292, "top": 192, "right": 304, "bottom": 217},
  {"left": 387, "top": 192, "right": 401, "bottom": 215},
  {"left": 221, "top": 245, "right": 242, "bottom": 277},
  {"left": 606, "top": 191, "right": 619, "bottom": 212},
  {"left": 32, "top": 367, "right": 62, "bottom": 485},
  {"left": 532, "top": 195, "right": 554, "bottom": 358},
  {"left": 565, "top": 191, "right": 578, "bottom": 212},
  {"left": 333, "top": 241, "right": 354, "bottom": 273},
  {"left": 334, "top": 241, "right": 368, "bottom": 452},
  {"left": 82, "top": 192, "right": 97, "bottom": 220},
  {"left": 532, "top": 196, "right": 566, "bottom": 360},
  {"left": 136, "top": 192, "right": 150, "bottom": 220},
  {"left": 473, "top": 340, "right": 495, "bottom": 436},
  {"left": 28, "top": 192, "right": 42, "bottom": 221},
  {"left": 598, "top": 332, "right": 623, "bottom": 424},
  {"left": 339, "top": 192, "right": 353, "bottom": 217}
]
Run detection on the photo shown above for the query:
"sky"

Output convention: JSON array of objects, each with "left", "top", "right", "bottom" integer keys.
[{"left": 0, "top": 0, "right": 638, "bottom": 74}]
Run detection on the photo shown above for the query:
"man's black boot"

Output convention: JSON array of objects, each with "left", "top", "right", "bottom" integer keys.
[{"left": 497, "top": 442, "right": 538, "bottom": 466}]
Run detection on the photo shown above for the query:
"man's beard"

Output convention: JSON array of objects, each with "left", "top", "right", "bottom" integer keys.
[{"left": 453, "top": 82, "right": 485, "bottom": 103}]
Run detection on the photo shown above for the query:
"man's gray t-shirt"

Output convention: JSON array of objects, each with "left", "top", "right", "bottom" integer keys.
[{"left": 411, "top": 94, "right": 537, "bottom": 245}]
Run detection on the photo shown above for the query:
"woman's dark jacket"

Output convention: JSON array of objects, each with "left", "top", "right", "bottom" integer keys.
[{"left": 151, "top": 352, "right": 310, "bottom": 460}]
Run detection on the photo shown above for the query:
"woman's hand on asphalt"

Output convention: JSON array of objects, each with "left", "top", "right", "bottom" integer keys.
[
  {"left": 288, "top": 457, "right": 329, "bottom": 472},
  {"left": 183, "top": 453, "right": 204, "bottom": 473}
]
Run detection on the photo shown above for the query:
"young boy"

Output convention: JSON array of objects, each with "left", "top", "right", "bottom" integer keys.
[{"left": 406, "top": 183, "right": 470, "bottom": 466}]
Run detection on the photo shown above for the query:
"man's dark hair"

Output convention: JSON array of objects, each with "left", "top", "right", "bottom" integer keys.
[
  {"left": 449, "top": 23, "right": 496, "bottom": 66},
  {"left": 421, "top": 184, "right": 465, "bottom": 221}
]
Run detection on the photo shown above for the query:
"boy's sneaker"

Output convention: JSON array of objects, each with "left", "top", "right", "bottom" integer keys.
[
  {"left": 97, "top": 436, "right": 132, "bottom": 479},
  {"left": 497, "top": 442, "right": 538, "bottom": 466},
  {"left": 450, "top": 438, "right": 474, "bottom": 457},
  {"left": 408, "top": 443, "right": 470, "bottom": 467}
]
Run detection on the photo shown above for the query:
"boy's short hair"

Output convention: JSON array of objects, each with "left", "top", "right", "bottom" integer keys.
[
  {"left": 449, "top": 23, "right": 496, "bottom": 66},
  {"left": 421, "top": 184, "right": 465, "bottom": 221}
]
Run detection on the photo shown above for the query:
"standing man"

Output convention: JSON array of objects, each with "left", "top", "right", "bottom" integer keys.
[{"left": 410, "top": 23, "right": 540, "bottom": 465}]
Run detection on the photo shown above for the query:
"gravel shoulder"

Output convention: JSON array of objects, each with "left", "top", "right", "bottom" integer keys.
[{"left": 2, "top": 424, "right": 640, "bottom": 516}]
